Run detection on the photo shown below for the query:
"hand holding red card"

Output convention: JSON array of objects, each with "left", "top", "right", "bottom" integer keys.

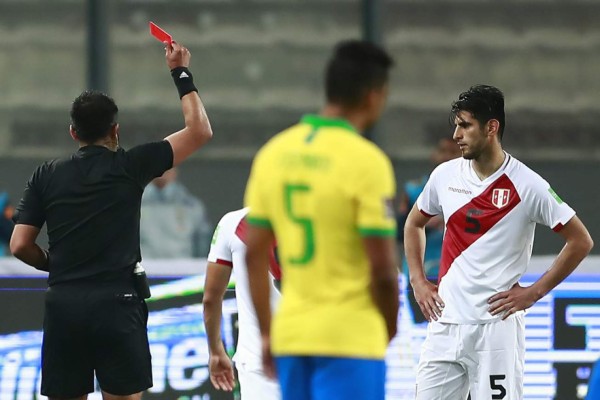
[{"left": 149, "top": 22, "right": 172, "bottom": 44}]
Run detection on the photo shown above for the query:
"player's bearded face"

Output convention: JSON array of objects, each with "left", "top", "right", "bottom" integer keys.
[
  {"left": 460, "top": 128, "right": 487, "bottom": 160},
  {"left": 453, "top": 112, "right": 487, "bottom": 160}
]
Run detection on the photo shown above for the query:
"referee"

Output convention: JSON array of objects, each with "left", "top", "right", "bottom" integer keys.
[{"left": 9, "top": 41, "right": 211, "bottom": 400}]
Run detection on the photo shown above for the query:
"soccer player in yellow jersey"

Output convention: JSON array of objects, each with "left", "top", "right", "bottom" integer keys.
[{"left": 244, "top": 40, "right": 399, "bottom": 400}]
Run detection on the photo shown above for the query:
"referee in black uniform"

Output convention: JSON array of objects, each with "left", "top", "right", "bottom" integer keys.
[{"left": 10, "top": 41, "right": 211, "bottom": 400}]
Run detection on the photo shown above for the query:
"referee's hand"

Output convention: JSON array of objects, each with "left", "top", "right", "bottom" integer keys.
[{"left": 165, "top": 40, "right": 191, "bottom": 70}]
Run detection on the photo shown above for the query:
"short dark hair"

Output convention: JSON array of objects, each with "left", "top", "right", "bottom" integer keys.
[
  {"left": 70, "top": 90, "right": 118, "bottom": 143},
  {"left": 450, "top": 84, "right": 505, "bottom": 140},
  {"left": 325, "top": 40, "right": 394, "bottom": 108}
]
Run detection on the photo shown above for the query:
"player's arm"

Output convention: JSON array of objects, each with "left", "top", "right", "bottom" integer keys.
[
  {"left": 163, "top": 41, "right": 213, "bottom": 167},
  {"left": 202, "top": 261, "right": 235, "bottom": 391},
  {"left": 404, "top": 204, "right": 445, "bottom": 321},
  {"left": 363, "top": 236, "right": 399, "bottom": 341},
  {"left": 244, "top": 223, "right": 276, "bottom": 378},
  {"left": 10, "top": 224, "right": 48, "bottom": 271},
  {"left": 489, "top": 216, "right": 593, "bottom": 319}
]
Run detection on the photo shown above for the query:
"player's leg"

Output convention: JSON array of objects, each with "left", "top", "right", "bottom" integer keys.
[
  {"left": 416, "top": 321, "right": 469, "bottom": 400},
  {"left": 92, "top": 284, "right": 153, "bottom": 396},
  {"left": 275, "top": 356, "right": 311, "bottom": 400},
  {"left": 236, "top": 361, "right": 281, "bottom": 400},
  {"left": 466, "top": 314, "right": 525, "bottom": 400},
  {"left": 311, "top": 356, "right": 386, "bottom": 400},
  {"left": 41, "top": 286, "right": 95, "bottom": 399}
]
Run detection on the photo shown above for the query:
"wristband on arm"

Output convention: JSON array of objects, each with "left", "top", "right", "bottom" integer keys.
[{"left": 171, "top": 67, "right": 198, "bottom": 99}]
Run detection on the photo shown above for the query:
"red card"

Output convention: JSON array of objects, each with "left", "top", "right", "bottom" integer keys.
[{"left": 149, "top": 22, "right": 172, "bottom": 44}]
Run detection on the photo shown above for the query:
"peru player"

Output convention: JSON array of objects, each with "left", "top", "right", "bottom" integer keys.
[
  {"left": 404, "top": 85, "right": 593, "bottom": 399},
  {"left": 203, "top": 208, "right": 281, "bottom": 400}
]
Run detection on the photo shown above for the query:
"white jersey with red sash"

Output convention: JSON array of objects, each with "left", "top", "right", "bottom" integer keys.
[
  {"left": 416, "top": 153, "right": 575, "bottom": 323},
  {"left": 207, "top": 208, "right": 281, "bottom": 366}
]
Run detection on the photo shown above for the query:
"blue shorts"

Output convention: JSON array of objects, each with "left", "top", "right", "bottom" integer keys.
[{"left": 275, "top": 355, "right": 386, "bottom": 400}]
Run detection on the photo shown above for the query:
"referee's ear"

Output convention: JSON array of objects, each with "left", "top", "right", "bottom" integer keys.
[{"left": 69, "top": 125, "right": 80, "bottom": 142}]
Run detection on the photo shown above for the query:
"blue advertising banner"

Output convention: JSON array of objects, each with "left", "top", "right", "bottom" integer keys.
[{"left": 0, "top": 258, "right": 599, "bottom": 399}]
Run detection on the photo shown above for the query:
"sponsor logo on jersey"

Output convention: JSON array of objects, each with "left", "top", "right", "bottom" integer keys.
[
  {"left": 548, "top": 187, "right": 564, "bottom": 204},
  {"left": 492, "top": 188, "right": 511, "bottom": 208},
  {"left": 448, "top": 186, "right": 472, "bottom": 195}
]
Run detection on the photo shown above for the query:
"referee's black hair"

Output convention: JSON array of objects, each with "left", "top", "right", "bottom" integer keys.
[
  {"left": 450, "top": 85, "right": 506, "bottom": 141},
  {"left": 325, "top": 40, "right": 394, "bottom": 108},
  {"left": 70, "top": 90, "right": 119, "bottom": 143}
]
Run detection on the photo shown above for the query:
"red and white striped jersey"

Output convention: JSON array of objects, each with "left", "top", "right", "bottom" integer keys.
[
  {"left": 207, "top": 208, "right": 281, "bottom": 366},
  {"left": 416, "top": 153, "right": 575, "bottom": 323}
]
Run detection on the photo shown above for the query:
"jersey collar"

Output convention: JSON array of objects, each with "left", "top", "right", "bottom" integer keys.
[
  {"left": 467, "top": 151, "right": 511, "bottom": 184},
  {"left": 300, "top": 114, "right": 358, "bottom": 135}
]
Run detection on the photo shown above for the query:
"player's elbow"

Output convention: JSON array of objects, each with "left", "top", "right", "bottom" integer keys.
[
  {"left": 580, "top": 234, "right": 594, "bottom": 255},
  {"left": 566, "top": 234, "right": 594, "bottom": 263}
]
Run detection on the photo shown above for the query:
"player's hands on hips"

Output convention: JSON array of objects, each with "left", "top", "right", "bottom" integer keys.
[
  {"left": 208, "top": 351, "right": 235, "bottom": 391},
  {"left": 261, "top": 334, "right": 276, "bottom": 380},
  {"left": 165, "top": 40, "right": 191, "bottom": 70},
  {"left": 411, "top": 278, "right": 445, "bottom": 322},
  {"left": 488, "top": 282, "right": 538, "bottom": 320}
]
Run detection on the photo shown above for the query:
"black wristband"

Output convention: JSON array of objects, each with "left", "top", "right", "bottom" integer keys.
[{"left": 171, "top": 67, "right": 198, "bottom": 99}]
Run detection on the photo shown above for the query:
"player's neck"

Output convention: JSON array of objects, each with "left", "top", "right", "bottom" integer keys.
[
  {"left": 320, "top": 105, "right": 367, "bottom": 133},
  {"left": 472, "top": 146, "right": 506, "bottom": 181}
]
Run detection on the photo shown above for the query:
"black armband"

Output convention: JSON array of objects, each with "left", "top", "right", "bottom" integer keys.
[{"left": 171, "top": 67, "right": 198, "bottom": 99}]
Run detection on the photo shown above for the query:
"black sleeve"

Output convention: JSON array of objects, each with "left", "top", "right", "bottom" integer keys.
[
  {"left": 124, "top": 140, "right": 174, "bottom": 187},
  {"left": 13, "top": 165, "right": 46, "bottom": 228}
]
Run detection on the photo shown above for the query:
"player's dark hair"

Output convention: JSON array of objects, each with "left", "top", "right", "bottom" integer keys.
[
  {"left": 325, "top": 40, "right": 394, "bottom": 108},
  {"left": 450, "top": 84, "right": 505, "bottom": 140},
  {"left": 70, "top": 90, "right": 118, "bottom": 143}
]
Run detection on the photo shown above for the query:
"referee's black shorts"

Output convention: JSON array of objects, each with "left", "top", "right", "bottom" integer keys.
[{"left": 41, "top": 276, "right": 152, "bottom": 398}]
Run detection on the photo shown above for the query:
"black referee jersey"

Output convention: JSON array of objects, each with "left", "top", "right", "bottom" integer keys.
[{"left": 13, "top": 141, "right": 173, "bottom": 285}]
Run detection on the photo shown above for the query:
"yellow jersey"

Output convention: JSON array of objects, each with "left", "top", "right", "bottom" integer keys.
[{"left": 244, "top": 114, "right": 396, "bottom": 359}]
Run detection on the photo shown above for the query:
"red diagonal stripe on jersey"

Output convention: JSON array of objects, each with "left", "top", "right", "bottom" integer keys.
[
  {"left": 268, "top": 244, "right": 282, "bottom": 280},
  {"left": 235, "top": 217, "right": 248, "bottom": 244},
  {"left": 236, "top": 217, "right": 281, "bottom": 279},
  {"left": 439, "top": 174, "right": 521, "bottom": 283}
]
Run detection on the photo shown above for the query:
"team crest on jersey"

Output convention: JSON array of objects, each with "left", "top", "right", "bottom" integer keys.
[{"left": 492, "top": 188, "right": 511, "bottom": 208}]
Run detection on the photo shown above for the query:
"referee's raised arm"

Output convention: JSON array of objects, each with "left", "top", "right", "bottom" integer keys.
[{"left": 164, "top": 40, "right": 213, "bottom": 167}]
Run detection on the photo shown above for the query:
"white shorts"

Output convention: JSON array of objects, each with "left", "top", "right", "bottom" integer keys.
[
  {"left": 416, "top": 314, "right": 525, "bottom": 400},
  {"left": 236, "top": 361, "right": 281, "bottom": 400}
]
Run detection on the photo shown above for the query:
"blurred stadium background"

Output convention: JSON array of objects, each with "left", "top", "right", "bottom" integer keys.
[{"left": 0, "top": 0, "right": 599, "bottom": 399}]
